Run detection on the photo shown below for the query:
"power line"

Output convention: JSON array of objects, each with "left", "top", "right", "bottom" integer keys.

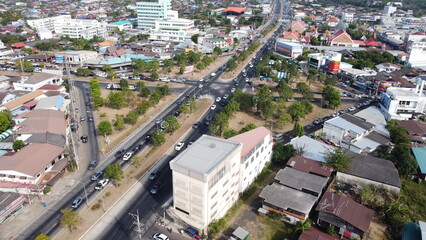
[{"left": 129, "top": 210, "right": 144, "bottom": 240}]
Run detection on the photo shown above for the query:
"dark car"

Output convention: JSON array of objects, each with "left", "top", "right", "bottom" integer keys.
[
  {"left": 145, "top": 134, "right": 152, "bottom": 143},
  {"left": 174, "top": 111, "right": 180, "bottom": 117},
  {"left": 88, "top": 116, "right": 94, "bottom": 122},
  {"left": 91, "top": 171, "right": 103, "bottom": 181},
  {"left": 85, "top": 101, "right": 90, "bottom": 106},
  {"left": 114, "top": 149, "right": 125, "bottom": 158},
  {"left": 177, "top": 100, "right": 183, "bottom": 105},
  {"left": 133, "top": 144, "right": 142, "bottom": 152},
  {"left": 148, "top": 169, "right": 159, "bottom": 180},
  {"left": 81, "top": 135, "right": 88, "bottom": 143},
  {"left": 192, "top": 121, "right": 200, "bottom": 129},
  {"left": 88, "top": 160, "right": 97, "bottom": 171},
  {"left": 150, "top": 181, "right": 161, "bottom": 194}
]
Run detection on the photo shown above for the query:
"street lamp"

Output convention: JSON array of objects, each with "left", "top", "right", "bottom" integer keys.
[{"left": 75, "top": 180, "right": 89, "bottom": 207}]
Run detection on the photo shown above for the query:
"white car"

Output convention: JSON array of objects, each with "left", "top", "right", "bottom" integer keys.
[
  {"left": 95, "top": 178, "right": 109, "bottom": 190},
  {"left": 211, "top": 72, "right": 216, "bottom": 77},
  {"left": 245, "top": 78, "right": 250, "bottom": 82},
  {"left": 216, "top": 97, "right": 221, "bottom": 102},
  {"left": 242, "top": 68, "right": 246, "bottom": 73},
  {"left": 349, "top": 106, "right": 356, "bottom": 111},
  {"left": 210, "top": 104, "right": 217, "bottom": 110},
  {"left": 198, "top": 84, "right": 203, "bottom": 88},
  {"left": 175, "top": 142, "right": 185, "bottom": 151},
  {"left": 230, "top": 88, "right": 236, "bottom": 93},
  {"left": 122, "top": 152, "right": 133, "bottom": 161},
  {"left": 152, "top": 233, "right": 169, "bottom": 240},
  {"left": 199, "top": 78, "right": 204, "bottom": 82}
]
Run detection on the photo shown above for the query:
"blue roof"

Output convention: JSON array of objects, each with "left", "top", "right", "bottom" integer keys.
[
  {"left": 110, "top": 20, "right": 131, "bottom": 25},
  {"left": 403, "top": 222, "right": 421, "bottom": 240},
  {"left": 122, "top": 54, "right": 155, "bottom": 62},
  {"left": 411, "top": 147, "right": 426, "bottom": 174}
]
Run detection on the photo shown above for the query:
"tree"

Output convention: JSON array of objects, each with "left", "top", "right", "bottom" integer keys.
[
  {"left": 136, "top": 100, "right": 151, "bottom": 115},
  {"left": 277, "top": 84, "right": 293, "bottom": 100},
  {"left": 98, "top": 120, "right": 112, "bottom": 136},
  {"left": 15, "top": 60, "right": 34, "bottom": 72},
  {"left": 388, "top": 144, "right": 418, "bottom": 176},
  {"left": 179, "top": 65, "right": 186, "bottom": 74},
  {"left": 255, "top": 85, "right": 273, "bottom": 112},
  {"left": 162, "top": 59, "right": 173, "bottom": 73},
  {"left": 223, "top": 100, "right": 239, "bottom": 118},
  {"left": 179, "top": 104, "right": 190, "bottom": 114},
  {"left": 196, "top": 62, "right": 206, "bottom": 71},
  {"left": 107, "top": 70, "right": 117, "bottom": 79},
  {"left": 131, "top": 156, "right": 142, "bottom": 168},
  {"left": 227, "top": 59, "right": 237, "bottom": 71},
  {"left": 296, "top": 82, "right": 310, "bottom": 94},
  {"left": 301, "top": 100, "right": 313, "bottom": 114},
  {"left": 157, "top": 85, "right": 172, "bottom": 96},
  {"left": 291, "top": 122, "right": 304, "bottom": 137},
  {"left": 140, "top": 86, "right": 151, "bottom": 98},
  {"left": 104, "top": 163, "right": 124, "bottom": 180},
  {"left": 239, "top": 123, "right": 257, "bottom": 134},
  {"left": 151, "top": 129, "right": 166, "bottom": 146},
  {"left": 323, "top": 149, "right": 352, "bottom": 172},
  {"left": 322, "top": 85, "right": 341, "bottom": 109},
  {"left": 34, "top": 233, "right": 51, "bottom": 240},
  {"left": 187, "top": 96, "right": 197, "bottom": 113},
  {"left": 60, "top": 209, "right": 83, "bottom": 232},
  {"left": 125, "top": 111, "right": 138, "bottom": 125},
  {"left": 295, "top": 219, "right": 311, "bottom": 232},
  {"left": 76, "top": 68, "right": 90, "bottom": 76},
  {"left": 202, "top": 55, "right": 213, "bottom": 67},
  {"left": 259, "top": 100, "right": 275, "bottom": 120},
  {"left": 213, "top": 46, "right": 222, "bottom": 56},
  {"left": 232, "top": 89, "right": 254, "bottom": 111},
  {"left": 0, "top": 112, "right": 12, "bottom": 132},
  {"left": 113, "top": 114, "right": 125, "bottom": 130},
  {"left": 191, "top": 34, "right": 199, "bottom": 43},
  {"left": 151, "top": 72, "right": 159, "bottom": 81},
  {"left": 288, "top": 101, "right": 306, "bottom": 122},
  {"left": 164, "top": 115, "right": 180, "bottom": 133},
  {"left": 223, "top": 129, "right": 239, "bottom": 139},
  {"left": 13, "top": 140, "right": 24, "bottom": 151},
  {"left": 119, "top": 79, "right": 129, "bottom": 90},
  {"left": 102, "top": 65, "right": 112, "bottom": 72},
  {"left": 108, "top": 92, "right": 125, "bottom": 109},
  {"left": 271, "top": 143, "right": 295, "bottom": 165},
  {"left": 210, "top": 112, "right": 229, "bottom": 136},
  {"left": 276, "top": 113, "right": 292, "bottom": 129},
  {"left": 386, "top": 120, "right": 410, "bottom": 144}
]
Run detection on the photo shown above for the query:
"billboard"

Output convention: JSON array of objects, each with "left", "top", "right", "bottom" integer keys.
[{"left": 184, "top": 65, "right": 194, "bottom": 74}]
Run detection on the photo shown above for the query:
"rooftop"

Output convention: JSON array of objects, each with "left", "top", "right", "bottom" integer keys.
[
  {"left": 287, "top": 136, "right": 335, "bottom": 162},
  {"left": 3, "top": 90, "right": 44, "bottom": 110},
  {"left": 286, "top": 155, "right": 333, "bottom": 177},
  {"left": 170, "top": 135, "right": 241, "bottom": 175},
  {"left": 316, "top": 192, "right": 373, "bottom": 233},
  {"left": 343, "top": 152, "right": 401, "bottom": 188},
  {"left": 325, "top": 114, "right": 374, "bottom": 135},
  {"left": 387, "top": 87, "right": 426, "bottom": 98},
  {"left": 275, "top": 168, "right": 328, "bottom": 195},
  {"left": 16, "top": 109, "right": 65, "bottom": 136},
  {"left": 228, "top": 126, "right": 271, "bottom": 158},
  {"left": 299, "top": 228, "right": 339, "bottom": 240},
  {"left": 411, "top": 146, "right": 426, "bottom": 174},
  {"left": 259, "top": 183, "right": 317, "bottom": 215},
  {"left": 397, "top": 120, "right": 426, "bottom": 135}
]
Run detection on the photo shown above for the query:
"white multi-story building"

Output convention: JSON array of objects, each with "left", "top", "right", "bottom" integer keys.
[
  {"left": 169, "top": 127, "right": 272, "bottom": 232},
  {"left": 54, "top": 51, "right": 98, "bottom": 66},
  {"left": 405, "top": 33, "right": 426, "bottom": 69},
  {"left": 342, "top": 12, "right": 354, "bottom": 22},
  {"left": 137, "top": 0, "right": 171, "bottom": 30},
  {"left": 202, "top": 38, "right": 228, "bottom": 50},
  {"left": 379, "top": 80, "right": 426, "bottom": 120},
  {"left": 0, "top": 40, "right": 13, "bottom": 60},
  {"left": 229, "top": 127, "right": 273, "bottom": 192},
  {"left": 106, "top": 20, "right": 133, "bottom": 32},
  {"left": 13, "top": 73, "right": 63, "bottom": 92},
  {"left": 170, "top": 135, "right": 242, "bottom": 232},
  {"left": 27, "top": 15, "right": 107, "bottom": 40},
  {"left": 149, "top": 10, "right": 198, "bottom": 42},
  {"left": 383, "top": 5, "right": 397, "bottom": 15}
]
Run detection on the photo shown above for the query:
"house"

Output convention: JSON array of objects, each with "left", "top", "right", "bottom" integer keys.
[
  {"left": 282, "top": 31, "right": 300, "bottom": 42},
  {"left": 376, "top": 63, "right": 402, "bottom": 73},
  {"left": 316, "top": 192, "right": 374, "bottom": 239},
  {"left": 290, "top": 20, "right": 305, "bottom": 33},
  {"left": 379, "top": 80, "right": 426, "bottom": 120},
  {"left": 274, "top": 168, "right": 328, "bottom": 197},
  {"left": 286, "top": 155, "right": 333, "bottom": 178},
  {"left": 275, "top": 40, "right": 303, "bottom": 59},
  {"left": 12, "top": 73, "right": 62, "bottom": 92},
  {"left": 327, "top": 29, "right": 358, "bottom": 47},
  {"left": 397, "top": 120, "right": 426, "bottom": 142},
  {"left": 410, "top": 147, "right": 426, "bottom": 180},
  {"left": 0, "top": 192, "right": 27, "bottom": 223},
  {"left": 354, "top": 106, "right": 389, "bottom": 137},
  {"left": 10, "top": 42, "right": 26, "bottom": 50},
  {"left": 202, "top": 38, "right": 228, "bottom": 50},
  {"left": 1, "top": 90, "right": 45, "bottom": 113},
  {"left": 0, "top": 143, "right": 66, "bottom": 194},
  {"left": 259, "top": 183, "right": 317, "bottom": 224},
  {"left": 322, "top": 113, "right": 390, "bottom": 153},
  {"left": 326, "top": 16, "right": 340, "bottom": 27},
  {"left": 299, "top": 228, "right": 339, "bottom": 240},
  {"left": 307, "top": 51, "right": 342, "bottom": 71},
  {"left": 38, "top": 84, "right": 67, "bottom": 94},
  {"left": 287, "top": 136, "right": 335, "bottom": 162},
  {"left": 229, "top": 127, "right": 273, "bottom": 192},
  {"left": 336, "top": 152, "right": 401, "bottom": 194},
  {"left": 34, "top": 95, "right": 67, "bottom": 111},
  {"left": 54, "top": 50, "right": 98, "bottom": 66}
]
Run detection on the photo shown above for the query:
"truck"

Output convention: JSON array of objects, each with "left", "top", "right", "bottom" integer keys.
[{"left": 106, "top": 83, "right": 136, "bottom": 91}]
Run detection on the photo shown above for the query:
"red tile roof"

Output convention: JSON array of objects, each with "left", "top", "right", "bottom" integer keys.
[
  {"left": 11, "top": 42, "right": 26, "bottom": 48},
  {"left": 229, "top": 126, "right": 271, "bottom": 158},
  {"left": 316, "top": 192, "right": 373, "bottom": 233},
  {"left": 286, "top": 155, "right": 333, "bottom": 177},
  {"left": 38, "top": 84, "right": 63, "bottom": 90},
  {"left": 299, "top": 228, "right": 339, "bottom": 240},
  {"left": 222, "top": 7, "right": 245, "bottom": 14},
  {"left": 364, "top": 38, "right": 380, "bottom": 46}
]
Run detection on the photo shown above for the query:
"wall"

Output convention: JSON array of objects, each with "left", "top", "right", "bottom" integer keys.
[{"left": 336, "top": 172, "right": 400, "bottom": 194}]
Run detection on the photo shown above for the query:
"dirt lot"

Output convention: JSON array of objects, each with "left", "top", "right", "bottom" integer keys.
[{"left": 55, "top": 98, "right": 212, "bottom": 240}]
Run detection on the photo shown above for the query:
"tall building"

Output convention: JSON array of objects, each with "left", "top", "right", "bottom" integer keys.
[
  {"left": 136, "top": 0, "right": 171, "bottom": 30},
  {"left": 169, "top": 127, "right": 273, "bottom": 232},
  {"left": 405, "top": 33, "right": 426, "bottom": 68},
  {"left": 149, "top": 10, "right": 198, "bottom": 42}
]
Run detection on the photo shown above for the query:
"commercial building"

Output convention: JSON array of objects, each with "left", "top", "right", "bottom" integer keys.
[
  {"left": 106, "top": 20, "right": 133, "bottom": 32},
  {"left": 170, "top": 135, "right": 242, "bottom": 232},
  {"left": 405, "top": 33, "right": 426, "bottom": 69},
  {"left": 149, "top": 10, "right": 198, "bottom": 42},
  {"left": 54, "top": 51, "right": 98, "bottom": 66},
  {"left": 0, "top": 40, "right": 14, "bottom": 60},
  {"left": 12, "top": 73, "right": 62, "bottom": 92},
  {"left": 27, "top": 15, "right": 107, "bottom": 40},
  {"left": 137, "top": 0, "right": 171, "bottom": 30},
  {"left": 307, "top": 51, "right": 342, "bottom": 71},
  {"left": 379, "top": 80, "right": 426, "bottom": 120},
  {"left": 274, "top": 39, "right": 303, "bottom": 59},
  {"left": 202, "top": 38, "right": 229, "bottom": 51}
]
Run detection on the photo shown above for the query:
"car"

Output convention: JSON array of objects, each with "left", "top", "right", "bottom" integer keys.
[
  {"left": 148, "top": 169, "right": 159, "bottom": 180},
  {"left": 234, "top": 81, "right": 239, "bottom": 86},
  {"left": 242, "top": 68, "right": 246, "bottom": 73},
  {"left": 71, "top": 197, "right": 84, "bottom": 209},
  {"left": 122, "top": 152, "right": 133, "bottom": 161},
  {"left": 150, "top": 181, "right": 162, "bottom": 194},
  {"left": 85, "top": 102, "right": 90, "bottom": 106},
  {"left": 175, "top": 142, "right": 185, "bottom": 151},
  {"left": 313, "top": 119, "right": 321, "bottom": 125},
  {"left": 243, "top": 73, "right": 247, "bottom": 77},
  {"left": 230, "top": 88, "right": 236, "bottom": 93},
  {"left": 155, "top": 118, "right": 163, "bottom": 124},
  {"left": 216, "top": 97, "right": 221, "bottom": 102},
  {"left": 245, "top": 77, "right": 250, "bottom": 82},
  {"left": 211, "top": 72, "right": 216, "bottom": 77},
  {"left": 81, "top": 135, "right": 88, "bottom": 143},
  {"left": 198, "top": 84, "right": 203, "bottom": 88},
  {"left": 115, "top": 149, "right": 125, "bottom": 158},
  {"left": 95, "top": 178, "right": 109, "bottom": 190},
  {"left": 305, "top": 124, "right": 314, "bottom": 129},
  {"left": 88, "top": 160, "right": 97, "bottom": 171},
  {"left": 91, "top": 171, "right": 103, "bottom": 181},
  {"left": 273, "top": 133, "right": 284, "bottom": 141},
  {"left": 74, "top": 107, "right": 79, "bottom": 113},
  {"left": 223, "top": 94, "right": 229, "bottom": 100},
  {"left": 210, "top": 104, "right": 217, "bottom": 110},
  {"left": 220, "top": 100, "right": 228, "bottom": 106},
  {"left": 286, "top": 98, "right": 296, "bottom": 102},
  {"left": 187, "top": 141, "right": 194, "bottom": 147},
  {"left": 152, "top": 233, "right": 169, "bottom": 240},
  {"left": 233, "top": 78, "right": 238, "bottom": 82},
  {"left": 80, "top": 116, "right": 85, "bottom": 121},
  {"left": 206, "top": 115, "right": 212, "bottom": 121},
  {"left": 177, "top": 100, "right": 183, "bottom": 105},
  {"left": 145, "top": 134, "right": 152, "bottom": 143},
  {"left": 193, "top": 121, "right": 200, "bottom": 129},
  {"left": 133, "top": 144, "right": 142, "bottom": 152},
  {"left": 88, "top": 116, "right": 94, "bottom": 122},
  {"left": 174, "top": 110, "right": 180, "bottom": 117},
  {"left": 199, "top": 78, "right": 204, "bottom": 82}
]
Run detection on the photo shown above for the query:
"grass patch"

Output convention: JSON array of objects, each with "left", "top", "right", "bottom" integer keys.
[
  {"left": 400, "top": 179, "right": 426, "bottom": 221},
  {"left": 258, "top": 216, "right": 297, "bottom": 240}
]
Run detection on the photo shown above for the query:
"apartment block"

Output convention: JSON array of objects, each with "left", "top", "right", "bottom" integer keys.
[
  {"left": 137, "top": 0, "right": 171, "bottom": 30},
  {"left": 149, "top": 10, "right": 198, "bottom": 42}
]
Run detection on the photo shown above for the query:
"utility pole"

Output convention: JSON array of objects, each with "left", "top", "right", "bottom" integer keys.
[{"left": 129, "top": 210, "right": 144, "bottom": 240}]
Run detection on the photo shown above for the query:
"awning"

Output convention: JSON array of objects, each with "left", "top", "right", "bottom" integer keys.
[{"left": 0, "top": 129, "right": 14, "bottom": 141}]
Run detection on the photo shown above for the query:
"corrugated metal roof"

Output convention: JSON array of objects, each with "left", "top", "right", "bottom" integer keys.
[
  {"left": 411, "top": 147, "right": 426, "bottom": 174},
  {"left": 286, "top": 155, "right": 333, "bottom": 177},
  {"left": 229, "top": 127, "right": 271, "bottom": 158},
  {"left": 275, "top": 168, "right": 327, "bottom": 195}
]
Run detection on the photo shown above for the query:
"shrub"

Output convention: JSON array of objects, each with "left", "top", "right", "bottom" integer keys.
[
  {"left": 43, "top": 186, "right": 51, "bottom": 194},
  {"left": 91, "top": 203, "right": 101, "bottom": 210},
  {"left": 100, "top": 113, "right": 107, "bottom": 117},
  {"left": 105, "top": 192, "right": 111, "bottom": 197}
]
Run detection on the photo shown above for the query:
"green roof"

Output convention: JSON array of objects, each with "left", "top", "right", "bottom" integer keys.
[
  {"left": 411, "top": 147, "right": 426, "bottom": 174},
  {"left": 110, "top": 20, "right": 131, "bottom": 25},
  {"left": 402, "top": 222, "right": 421, "bottom": 240}
]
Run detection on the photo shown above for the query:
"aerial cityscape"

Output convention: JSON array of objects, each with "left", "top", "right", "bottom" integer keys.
[{"left": 0, "top": 0, "right": 425, "bottom": 239}]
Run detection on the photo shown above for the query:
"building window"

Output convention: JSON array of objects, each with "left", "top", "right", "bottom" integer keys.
[
  {"left": 223, "top": 180, "right": 229, "bottom": 187},
  {"left": 256, "top": 152, "right": 259, "bottom": 157},
  {"left": 36, "top": 173, "right": 41, "bottom": 178},
  {"left": 212, "top": 191, "right": 217, "bottom": 198},
  {"left": 211, "top": 201, "right": 217, "bottom": 209},
  {"left": 8, "top": 175, "right": 15, "bottom": 178},
  {"left": 0, "top": 174, "right": 6, "bottom": 177},
  {"left": 251, "top": 157, "right": 254, "bottom": 163},
  {"left": 176, "top": 207, "right": 189, "bottom": 215},
  {"left": 245, "top": 162, "right": 249, "bottom": 169},
  {"left": 19, "top": 176, "right": 27, "bottom": 180}
]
